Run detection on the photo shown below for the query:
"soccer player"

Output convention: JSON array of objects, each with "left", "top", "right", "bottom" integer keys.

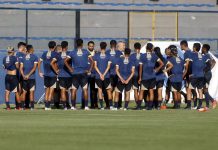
[
  {"left": 106, "top": 40, "right": 122, "bottom": 105},
  {"left": 165, "top": 45, "right": 185, "bottom": 109},
  {"left": 129, "top": 42, "right": 142, "bottom": 106},
  {"left": 202, "top": 44, "right": 217, "bottom": 109},
  {"left": 15, "top": 42, "right": 27, "bottom": 108},
  {"left": 3, "top": 47, "right": 20, "bottom": 110},
  {"left": 154, "top": 47, "right": 166, "bottom": 109},
  {"left": 137, "top": 43, "right": 164, "bottom": 110},
  {"left": 38, "top": 41, "right": 58, "bottom": 110},
  {"left": 51, "top": 41, "right": 72, "bottom": 110},
  {"left": 114, "top": 48, "right": 135, "bottom": 110},
  {"left": 180, "top": 40, "right": 197, "bottom": 109},
  {"left": 19, "top": 45, "right": 38, "bottom": 110},
  {"left": 64, "top": 38, "right": 93, "bottom": 110},
  {"left": 189, "top": 43, "right": 209, "bottom": 110},
  {"left": 87, "top": 41, "right": 98, "bottom": 109},
  {"left": 94, "top": 42, "right": 112, "bottom": 110},
  {"left": 164, "top": 47, "right": 172, "bottom": 105}
]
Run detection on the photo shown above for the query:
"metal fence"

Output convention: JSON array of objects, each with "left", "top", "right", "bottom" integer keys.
[{"left": 0, "top": 8, "right": 218, "bottom": 53}]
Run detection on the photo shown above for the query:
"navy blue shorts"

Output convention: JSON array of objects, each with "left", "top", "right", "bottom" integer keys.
[
  {"left": 115, "top": 80, "right": 132, "bottom": 93},
  {"left": 189, "top": 77, "right": 205, "bottom": 90},
  {"left": 5, "top": 74, "right": 19, "bottom": 92},
  {"left": 132, "top": 76, "right": 139, "bottom": 90},
  {"left": 22, "top": 79, "right": 36, "bottom": 92},
  {"left": 72, "top": 73, "right": 88, "bottom": 89},
  {"left": 44, "top": 76, "right": 57, "bottom": 88},
  {"left": 95, "top": 78, "right": 111, "bottom": 89},
  {"left": 58, "top": 77, "right": 72, "bottom": 89},
  {"left": 171, "top": 82, "right": 182, "bottom": 92},
  {"left": 156, "top": 80, "right": 164, "bottom": 89},
  {"left": 141, "top": 78, "right": 156, "bottom": 90}
]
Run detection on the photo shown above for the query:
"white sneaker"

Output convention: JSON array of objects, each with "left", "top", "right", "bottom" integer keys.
[
  {"left": 64, "top": 107, "right": 68, "bottom": 110},
  {"left": 124, "top": 108, "right": 127, "bottom": 111},
  {"left": 71, "top": 107, "right": 77, "bottom": 110},
  {"left": 192, "top": 106, "right": 198, "bottom": 110},
  {"left": 85, "top": 107, "right": 90, "bottom": 110},
  {"left": 119, "top": 107, "right": 124, "bottom": 110},
  {"left": 110, "top": 106, "right": 114, "bottom": 110},
  {"left": 112, "top": 108, "right": 118, "bottom": 111},
  {"left": 100, "top": 107, "right": 105, "bottom": 110},
  {"left": 30, "top": 108, "right": 34, "bottom": 111},
  {"left": 45, "top": 107, "right": 51, "bottom": 111}
]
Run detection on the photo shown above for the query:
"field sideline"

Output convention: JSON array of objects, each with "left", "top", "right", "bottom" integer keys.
[{"left": 0, "top": 104, "right": 218, "bottom": 150}]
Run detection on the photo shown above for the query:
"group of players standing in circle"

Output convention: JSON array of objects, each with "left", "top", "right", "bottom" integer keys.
[{"left": 2, "top": 39, "right": 217, "bottom": 111}]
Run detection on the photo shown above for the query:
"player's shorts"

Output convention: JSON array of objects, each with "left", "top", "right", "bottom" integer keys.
[
  {"left": 95, "top": 78, "right": 111, "bottom": 90},
  {"left": 44, "top": 76, "right": 57, "bottom": 88},
  {"left": 171, "top": 82, "right": 182, "bottom": 92},
  {"left": 22, "top": 79, "right": 36, "bottom": 92},
  {"left": 72, "top": 73, "right": 88, "bottom": 89},
  {"left": 58, "top": 77, "right": 72, "bottom": 90},
  {"left": 5, "top": 74, "right": 19, "bottom": 92},
  {"left": 204, "top": 72, "right": 212, "bottom": 88},
  {"left": 141, "top": 78, "right": 156, "bottom": 90},
  {"left": 156, "top": 80, "right": 164, "bottom": 89},
  {"left": 132, "top": 76, "right": 139, "bottom": 90},
  {"left": 189, "top": 77, "right": 205, "bottom": 90},
  {"left": 110, "top": 75, "right": 119, "bottom": 88},
  {"left": 115, "top": 80, "right": 132, "bottom": 93}
]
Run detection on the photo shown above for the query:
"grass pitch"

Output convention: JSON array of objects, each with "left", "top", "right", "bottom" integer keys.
[{"left": 0, "top": 104, "right": 218, "bottom": 150}]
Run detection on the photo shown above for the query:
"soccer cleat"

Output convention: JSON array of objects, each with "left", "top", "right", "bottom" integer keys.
[
  {"left": 71, "top": 107, "right": 77, "bottom": 110},
  {"left": 100, "top": 107, "right": 104, "bottom": 110},
  {"left": 64, "top": 107, "right": 68, "bottom": 110},
  {"left": 198, "top": 107, "right": 209, "bottom": 112},
  {"left": 110, "top": 106, "right": 114, "bottom": 110},
  {"left": 160, "top": 105, "right": 167, "bottom": 110},
  {"left": 124, "top": 108, "right": 127, "bottom": 111},
  {"left": 112, "top": 107, "right": 118, "bottom": 111},
  {"left": 191, "top": 106, "right": 198, "bottom": 110},
  {"left": 119, "top": 107, "right": 124, "bottom": 110},
  {"left": 30, "top": 108, "right": 34, "bottom": 111},
  {"left": 45, "top": 107, "right": 51, "bottom": 111},
  {"left": 84, "top": 107, "right": 90, "bottom": 110},
  {"left": 6, "top": 107, "right": 11, "bottom": 110},
  {"left": 212, "top": 101, "right": 217, "bottom": 109}
]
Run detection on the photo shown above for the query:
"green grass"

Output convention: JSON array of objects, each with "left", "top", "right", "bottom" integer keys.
[{"left": 0, "top": 104, "right": 218, "bottom": 150}]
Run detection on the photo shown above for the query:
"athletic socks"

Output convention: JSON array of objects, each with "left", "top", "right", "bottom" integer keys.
[
  {"left": 114, "top": 102, "right": 118, "bottom": 108},
  {"left": 30, "top": 101, "right": 34, "bottom": 109},
  {"left": 109, "top": 99, "right": 113, "bottom": 107},
  {"left": 147, "top": 101, "right": 153, "bottom": 110},
  {"left": 5, "top": 102, "right": 10, "bottom": 108},
  {"left": 45, "top": 101, "right": 51, "bottom": 108},
  {"left": 21, "top": 101, "right": 25, "bottom": 109},
  {"left": 124, "top": 101, "right": 129, "bottom": 109},
  {"left": 185, "top": 100, "right": 191, "bottom": 109},
  {"left": 174, "top": 101, "right": 179, "bottom": 109},
  {"left": 193, "top": 100, "right": 197, "bottom": 108},
  {"left": 62, "top": 101, "right": 66, "bottom": 108},
  {"left": 205, "top": 92, "right": 213, "bottom": 107},
  {"left": 197, "top": 99, "right": 203, "bottom": 109},
  {"left": 71, "top": 100, "right": 76, "bottom": 107},
  {"left": 85, "top": 100, "right": 88, "bottom": 107},
  {"left": 158, "top": 100, "right": 162, "bottom": 107},
  {"left": 136, "top": 100, "right": 142, "bottom": 109},
  {"left": 99, "top": 99, "right": 104, "bottom": 108}
]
